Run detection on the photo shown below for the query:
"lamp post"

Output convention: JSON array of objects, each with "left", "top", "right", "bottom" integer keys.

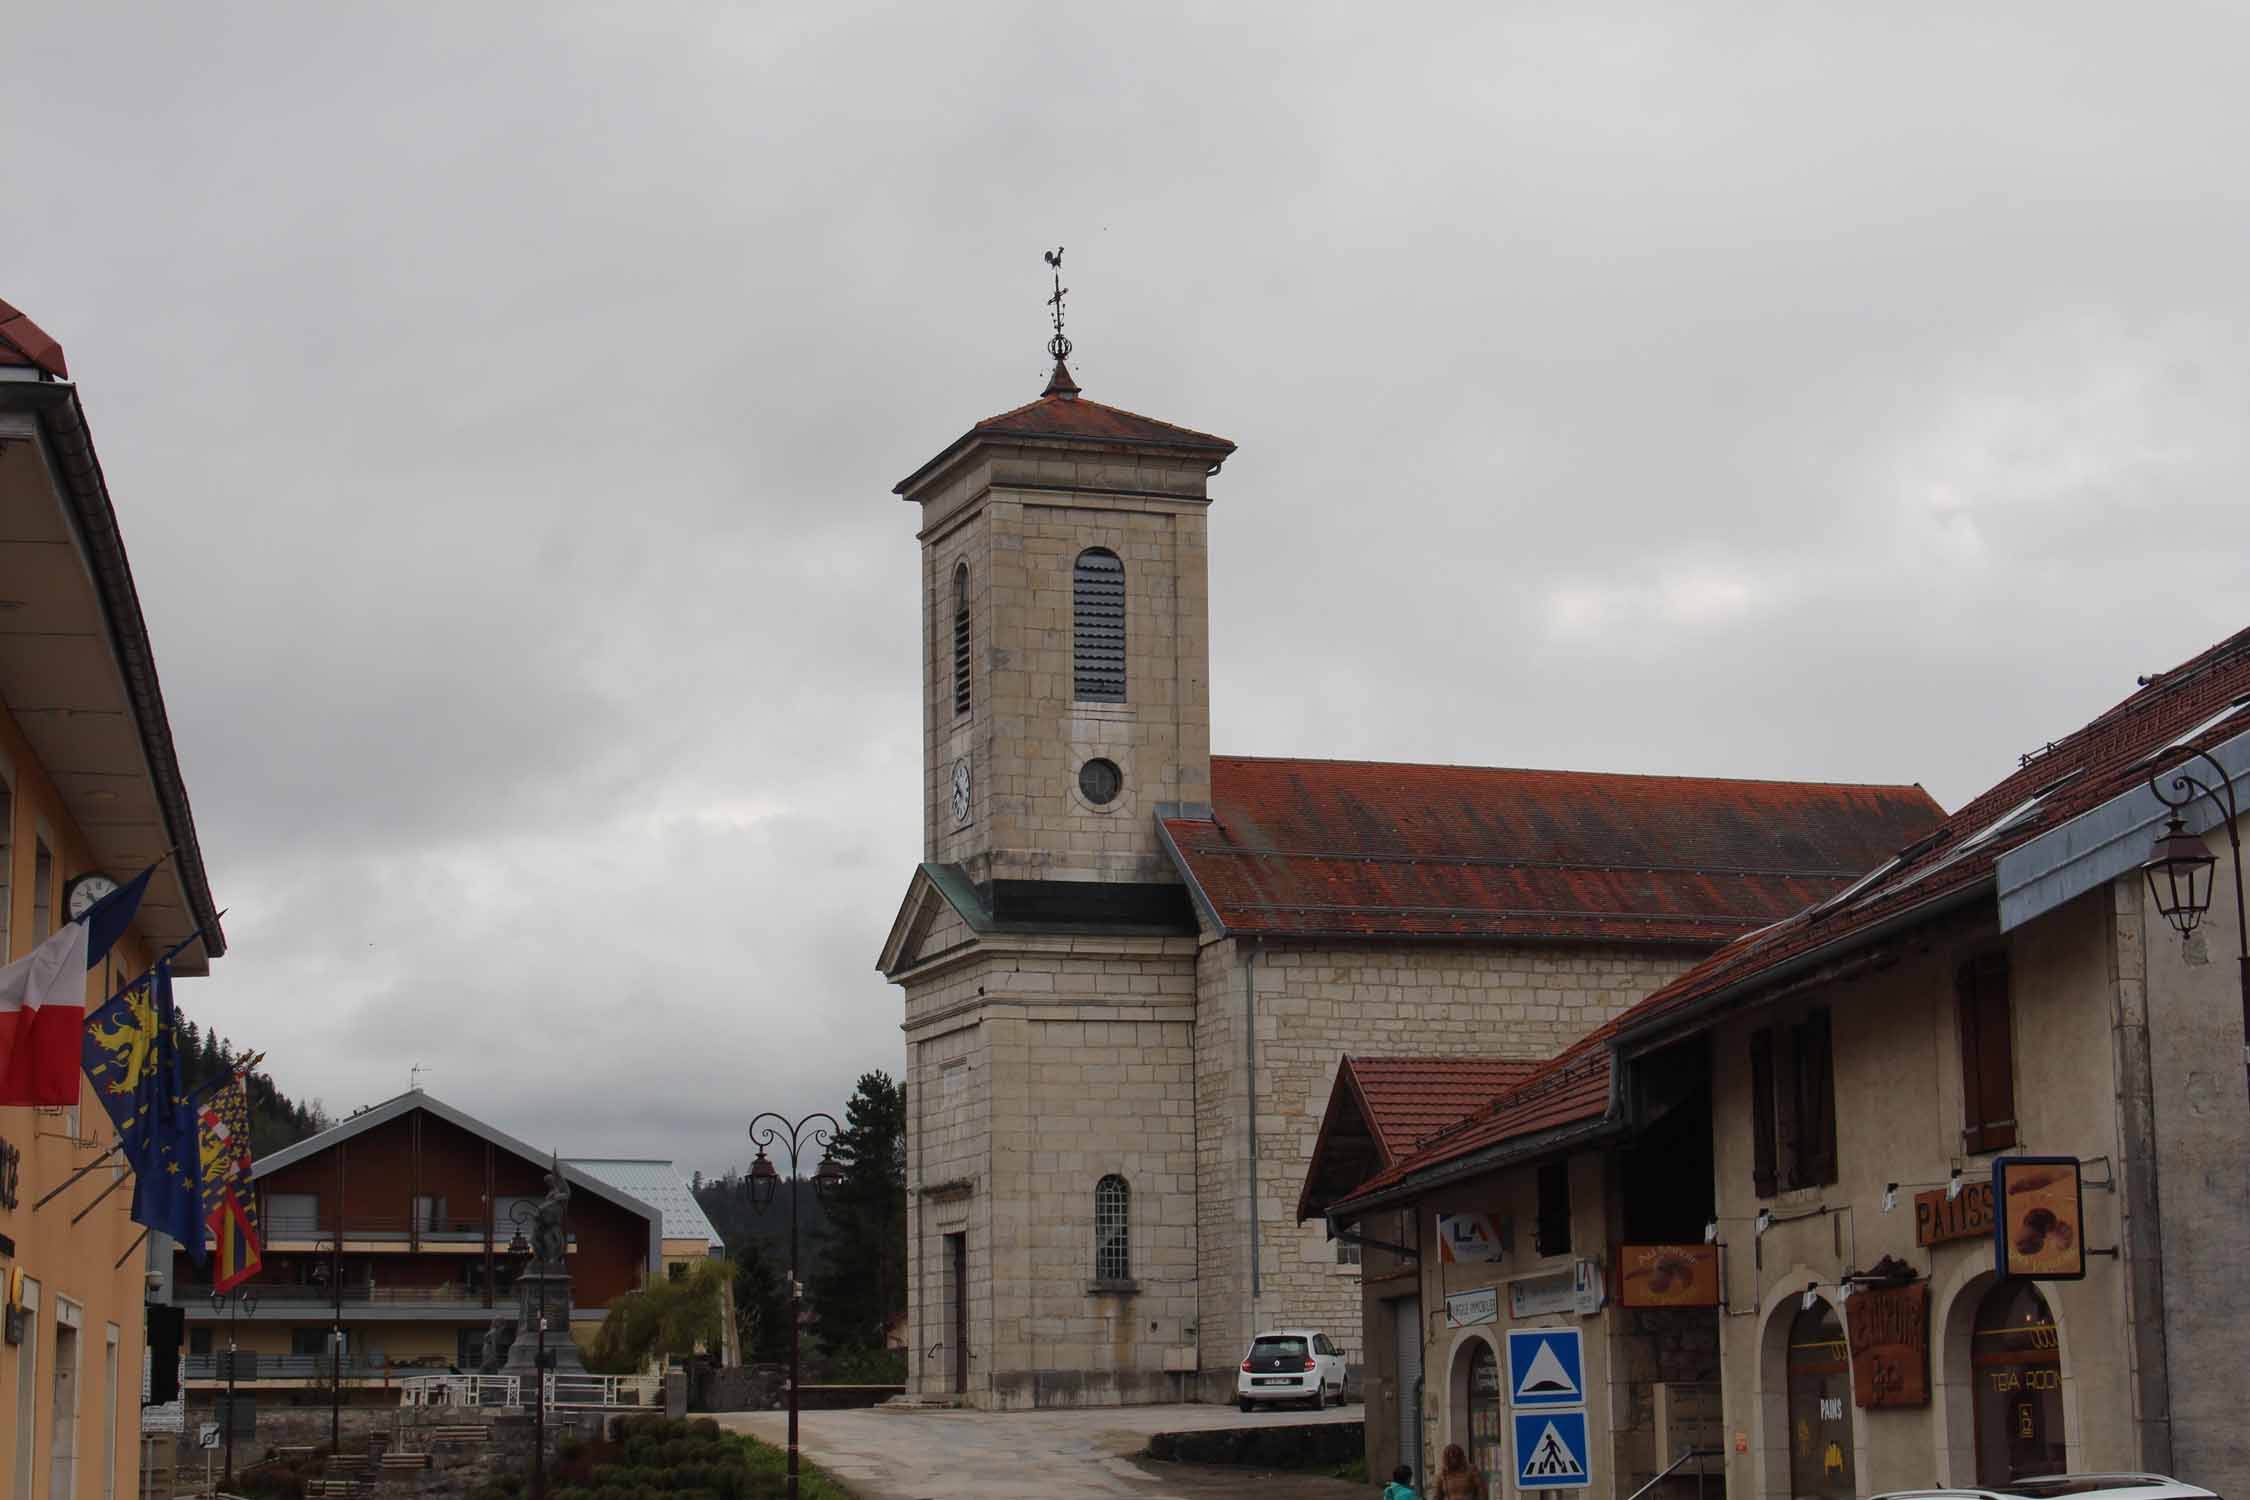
[
  {"left": 209, "top": 1285, "right": 260, "bottom": 1484},
  {"left": 507, "top": 1202, "right": 551, "bottom": 1500},
  {"left": 307, "top": 1235, "right": 345, "bottom": 1453},
  {"left": 746, "top": 1112, "right": 845, "bottom": 1500},
  {"left": 2143, "top": 743, "right": 2248, "bottom": 1091}
]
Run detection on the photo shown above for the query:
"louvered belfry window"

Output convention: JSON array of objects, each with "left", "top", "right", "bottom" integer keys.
[
  {"left": 1094, "top": 1174, "right": 1131, "bottom": 1281},
  {"left": 951, "top": 562, "right": 971, "bottom": 717},
  {"left": 1072, "top": 548, "right": 1126, "bottom": 702}
]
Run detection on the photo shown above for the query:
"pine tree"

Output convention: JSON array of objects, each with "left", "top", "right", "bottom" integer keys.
[
  {"left": 808, "top": 1072, "right": 906, "bottom": 1352},
  {"left": 733, "top": 1239, "right": 790, "bottom": 1364}
]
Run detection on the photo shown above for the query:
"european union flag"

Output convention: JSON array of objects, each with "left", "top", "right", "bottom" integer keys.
[{"left": 83, "top": 963, "right": 203, "bottom": 1263}]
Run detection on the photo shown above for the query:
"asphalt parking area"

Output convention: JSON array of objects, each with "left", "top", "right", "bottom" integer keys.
[{"left": 715, "top": 1400, "right": 1365, "bottom": 1500}]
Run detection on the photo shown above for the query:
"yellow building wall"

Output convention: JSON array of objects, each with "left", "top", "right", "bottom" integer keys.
[{"left": 0, "top": 696, "right": 175, "bottom": 1500}]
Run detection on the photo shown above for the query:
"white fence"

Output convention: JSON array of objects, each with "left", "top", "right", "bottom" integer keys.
[{"left": 398, "top": 1373, "right": 661, "bottom": 1412}]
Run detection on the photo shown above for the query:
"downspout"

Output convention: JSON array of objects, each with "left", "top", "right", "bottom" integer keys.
[
  {"left": 1243, "top": 940, "right": 1261, "bottom": 1302},
  {"left": 2108, "top": 876, "right": 2174, "bottom": 1471}
]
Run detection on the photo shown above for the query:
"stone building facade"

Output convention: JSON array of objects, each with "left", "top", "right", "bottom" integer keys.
[
  {"left": 1311, "top": 626, "right": 2250, "bottom": 1496},
  {"left": 878, "top": 355, "right": 1942, "bottom": 1408}
]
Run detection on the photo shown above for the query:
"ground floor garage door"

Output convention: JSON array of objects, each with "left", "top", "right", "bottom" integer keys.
[{"left": 1392, "top": 1296, "right": 1423, "bottom": 1484}]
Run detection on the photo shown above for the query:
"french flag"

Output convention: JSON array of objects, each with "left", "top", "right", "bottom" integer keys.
[{"left": 0, "top": 868, "right": 151, "bottom": 1107}]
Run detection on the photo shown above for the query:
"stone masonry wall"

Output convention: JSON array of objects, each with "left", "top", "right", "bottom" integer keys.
[
  {"left": 915, "top": 457, "right": 1214, "bottom": 889},
  {"left": 901, "top": 932, "right": 1199, "bottom": 1407},
  {"left": 1194, "top": 936, "right": 1701, "bottom": 1389}
]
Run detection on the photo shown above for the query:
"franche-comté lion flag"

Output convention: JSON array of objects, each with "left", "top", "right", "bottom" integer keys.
[
  {"left": 0, "top": 866, "right": 150, "bottom": 1106},
  {"left": 83, "top": 958, "right": 206, "bottom": 1261},
  {"left": 199, "top": 1074, "right": 263, "bottom": 1293}
]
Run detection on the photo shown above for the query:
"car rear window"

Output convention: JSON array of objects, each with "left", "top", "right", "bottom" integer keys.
[{"left": 1252, "top": 1337, "right": 1308, "bottom": 1357}]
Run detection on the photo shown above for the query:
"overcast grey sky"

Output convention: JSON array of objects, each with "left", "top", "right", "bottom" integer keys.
[{"left": 7, "top": 2, "right": 2248, "bottom": 1178}]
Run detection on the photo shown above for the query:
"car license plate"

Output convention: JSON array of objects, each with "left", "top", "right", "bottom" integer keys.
[{"left": 1254, "top": 1377, "right": 1293, "bottom": 1385}]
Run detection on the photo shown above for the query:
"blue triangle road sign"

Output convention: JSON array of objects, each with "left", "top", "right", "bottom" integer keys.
[
  {"left": 1514, "top": 1409, "right": 1593, "bottom": 1490},
  {"left": 1505, "top": 1327, "right": 1585, "bottom": 1408}
]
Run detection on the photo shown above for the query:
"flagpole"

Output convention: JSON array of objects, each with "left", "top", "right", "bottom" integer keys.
[
  {"left": 113, "top": 1227, "right": 149, "bottom": 1270},
  {"left": 68, "top": 1167, "right": 128, "bottom": 1226},
  {"left": 32, "top": 1046, "right": 262, "bottom": 1214}
]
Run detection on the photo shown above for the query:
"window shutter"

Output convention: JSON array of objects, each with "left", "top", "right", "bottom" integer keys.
[
  {"left": 1750, "top": 1028, "right": 1778, "bottom": 1198},
  {"left": 1534, "top": 1160, "right": 1571, "bottom": 1257},
  {"left": 1796, "top": 1010, "right": 1838, "bottom": 1187},
  {"left": 1072, "top": 549, "right": 1126, "bottom": 702},
  {"left": 1958, "top": 953, "right": 2017, "bottom": 1154},
  {"left": 951, "top": 564, "right": 971, "bottom": 717}
]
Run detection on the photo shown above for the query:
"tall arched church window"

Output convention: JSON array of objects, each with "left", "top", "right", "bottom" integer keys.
[
  {"left": 1972, "top": 1281, "right": 2065, "bottom": 1483},
  {"left": 951, "top": 562, "right": 972, "bottom": 717},
  {"left": 1072, "top": 548, "right": 1126, "bottom": 702},
  {"left": 1093, "top": 1175, "right": 1130, "bottom": 1281},
  {"left": 1786, "top": 1298, "right": 1854, "bottom": 1500}
]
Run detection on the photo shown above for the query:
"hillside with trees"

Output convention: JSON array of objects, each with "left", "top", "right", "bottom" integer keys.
[{"left": 175, "top": 1017, "right": 332, "bottom": 1158}]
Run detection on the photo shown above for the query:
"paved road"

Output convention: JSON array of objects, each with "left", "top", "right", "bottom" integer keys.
[{"left": 714, "top": 1401, "right": 1367, "bottom": 1500}]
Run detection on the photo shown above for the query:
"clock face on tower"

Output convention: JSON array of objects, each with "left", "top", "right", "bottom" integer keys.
[{"left": 951, "top": 758, "right": 972, "bottom": 824}]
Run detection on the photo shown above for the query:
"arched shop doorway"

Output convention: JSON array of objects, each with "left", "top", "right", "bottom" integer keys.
[
  {"left": 1786, "top": 1298, "right": 1855, "bottom": 1500},
  {"left": 1972, "top": 1281, "right": 2066, "bottom": 1483},
  {"left": 1454, "top": 1339, "right": 1505, "bottom": 1492}
]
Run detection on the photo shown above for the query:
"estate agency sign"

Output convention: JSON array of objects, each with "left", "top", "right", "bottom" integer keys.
[
  {"left": 1913, "top": 1181, "right": 1994, "bottom": 1246},
  {"left": 1845, "top": 1281, "right": 1929, "bottom": 1408}
]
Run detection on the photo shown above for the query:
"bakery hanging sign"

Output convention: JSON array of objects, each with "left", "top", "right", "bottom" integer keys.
[
  {"left": 1992, "top": 1157, "right": 2086, "bottom": 1282},
  {"left": 1845, "top": 1266, "right": 1929, "bottom": 1408}
]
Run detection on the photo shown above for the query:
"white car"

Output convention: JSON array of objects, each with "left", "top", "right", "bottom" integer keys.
[
  {"left": 1875, "top": 1476, "right": 2219, "bottom": 1500},
  {"left": 1236, "top": 1329, "right": 1347, "bottom": 1412}
]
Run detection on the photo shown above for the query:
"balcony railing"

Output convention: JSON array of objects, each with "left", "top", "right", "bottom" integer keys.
[
  {"left": 259, "top": 1213, "right": 575, "bottom": 1247},
  {"left": 177, "top": 1284, "right": 501, "bottom": 1311},
  {"left": 184, "top": 1353, "right": 411, "bottom": 1381}
]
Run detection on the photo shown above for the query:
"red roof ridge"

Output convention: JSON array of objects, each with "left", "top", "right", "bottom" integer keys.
[
  {"left": 0, "top": 298, "right": 68, "bottom": 379},
  {"left": 1204, "top": 752, "right": 1933, "bottom": 794},
  {"left": 970, "top": 390, "right": 1233, "bottom": 448}
]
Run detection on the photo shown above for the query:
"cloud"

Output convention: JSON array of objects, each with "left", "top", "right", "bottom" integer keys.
[{"left": 4, "top": 0, "right": 2248, "bottom": 1175}]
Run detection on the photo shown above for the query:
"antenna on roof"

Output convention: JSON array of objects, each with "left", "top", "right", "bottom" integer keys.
[{"left": 409, "top": 1062, "right": 426, "bottom": 1093}]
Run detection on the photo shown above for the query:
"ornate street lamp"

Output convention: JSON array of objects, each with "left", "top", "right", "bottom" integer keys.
[
  {"left": 307, "top": 1236, "right": 346, "bottom": 1453},
  {"left": 2144, "top": 744, "right": 2248, "bottom": 1089},
  {"left": 745, "top": 1112, "right": 844, "bottom": 1500},
  {"left": 209, "top": 1285, "right": 260, "bottom": 1484}
]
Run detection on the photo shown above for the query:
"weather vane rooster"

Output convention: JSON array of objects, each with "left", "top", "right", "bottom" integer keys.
[{"left": 1044, "top": 246, "right": 1070, "bottom": 363}]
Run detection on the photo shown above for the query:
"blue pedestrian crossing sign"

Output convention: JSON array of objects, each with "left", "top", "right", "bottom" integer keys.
[
  {"left": 1506, "top": 1327, "right": 1585, "bottom": 1408},
  {"left": 1514, "top": 1409, "right": 1593, "bottom": 1489}
]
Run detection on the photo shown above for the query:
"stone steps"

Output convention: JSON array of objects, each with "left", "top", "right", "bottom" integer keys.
[
  {"left": 429, "top": 1426, "right": 491, "bottom": 1444},
  {"left": 377, "top": 1454, "right": 431, "bottom": 1472}
]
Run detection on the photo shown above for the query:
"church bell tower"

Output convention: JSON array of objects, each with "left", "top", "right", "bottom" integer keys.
[{"left": 891, "top": 290, "right": 1233, "bottom": 905}]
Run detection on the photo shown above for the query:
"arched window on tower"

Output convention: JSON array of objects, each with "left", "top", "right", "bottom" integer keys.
[
  {"left": 951, "top": 561, "right": 972, "bottom": 717},
  {"left": 1072, "top": 548, "right": 1126, "bottom": 702},
  {"left": 1094, "top": 1174, "right": 1131, "bottom": 1281}
]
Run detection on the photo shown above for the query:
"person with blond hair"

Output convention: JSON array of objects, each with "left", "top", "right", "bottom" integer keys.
[{"left": 1434, "top": 1443, "right": 1487, "bottom": 1500}]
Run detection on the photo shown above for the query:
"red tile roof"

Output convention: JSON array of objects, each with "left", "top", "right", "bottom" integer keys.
[
  {"left": 1163, "top": 757, "right": 1944, "bottom": 944},
  {"left": 1352, "top": 1056, "right": 1542, "bottom": 1160},
  {"left": 1298, "top": 1055, "right": 1539, "bottom": 1221},
  {"left": 1611, "top": 623, "right": 2250, "bottom": 1042},
  {"left": 0, "top": 299, "right": 67, "bottom": 378},
  {"left": 1328, "top": 625, "right": 2250, "bottom": 1217},
  {"left": 894, "top": 362, "right": 1235, "bottom": 494}
]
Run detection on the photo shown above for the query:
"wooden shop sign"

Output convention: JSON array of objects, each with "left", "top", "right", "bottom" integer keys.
[
  {"left": 1615, "top": 1244, "right": 1719, "bottom": 1308},
  {"left": 1845, "top": 1279, "right": 1929, "bottom": 1408},
  {"left": 1913, "top": 1180, "right": 1993, "bottom": 1246}
]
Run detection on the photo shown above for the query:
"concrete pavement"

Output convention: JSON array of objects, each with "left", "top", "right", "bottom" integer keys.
[{"left": 713, "top": 1401, "right": 1366, "bottom": 1500}]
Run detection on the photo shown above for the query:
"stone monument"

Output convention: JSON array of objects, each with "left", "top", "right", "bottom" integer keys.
[{"left": 501, "top": 1156, "right": 587, "bottom": 1379}]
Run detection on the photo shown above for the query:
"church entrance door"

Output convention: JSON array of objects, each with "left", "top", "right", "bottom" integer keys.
[{"left": 947, "top": 1233, "right": 968, "bottom": 1394}]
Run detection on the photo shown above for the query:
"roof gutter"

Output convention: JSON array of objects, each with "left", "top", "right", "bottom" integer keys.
[
  {"left": 7, "top": 380, "right": 224, "bottom": 954},
  {"left": 1605, "top": 876, "right": 1992, "bottom": 1061}
]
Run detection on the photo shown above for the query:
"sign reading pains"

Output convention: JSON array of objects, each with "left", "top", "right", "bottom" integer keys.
[
  {"left": 1514, "top": 1409, "right": 1593, "bottom": 1489},
  {"left": 1506, "top": 1327, "right": 1584, "bottom": 1408}
]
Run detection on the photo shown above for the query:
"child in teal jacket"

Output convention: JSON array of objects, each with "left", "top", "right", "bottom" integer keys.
[{"left": 1383, "top": 1465, "right": 1420, "bottom": 1500}]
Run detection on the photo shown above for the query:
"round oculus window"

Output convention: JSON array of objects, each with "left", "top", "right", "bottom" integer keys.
[{"left": 1078, "top": 758, "right": 1123, "bottom": 806}]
